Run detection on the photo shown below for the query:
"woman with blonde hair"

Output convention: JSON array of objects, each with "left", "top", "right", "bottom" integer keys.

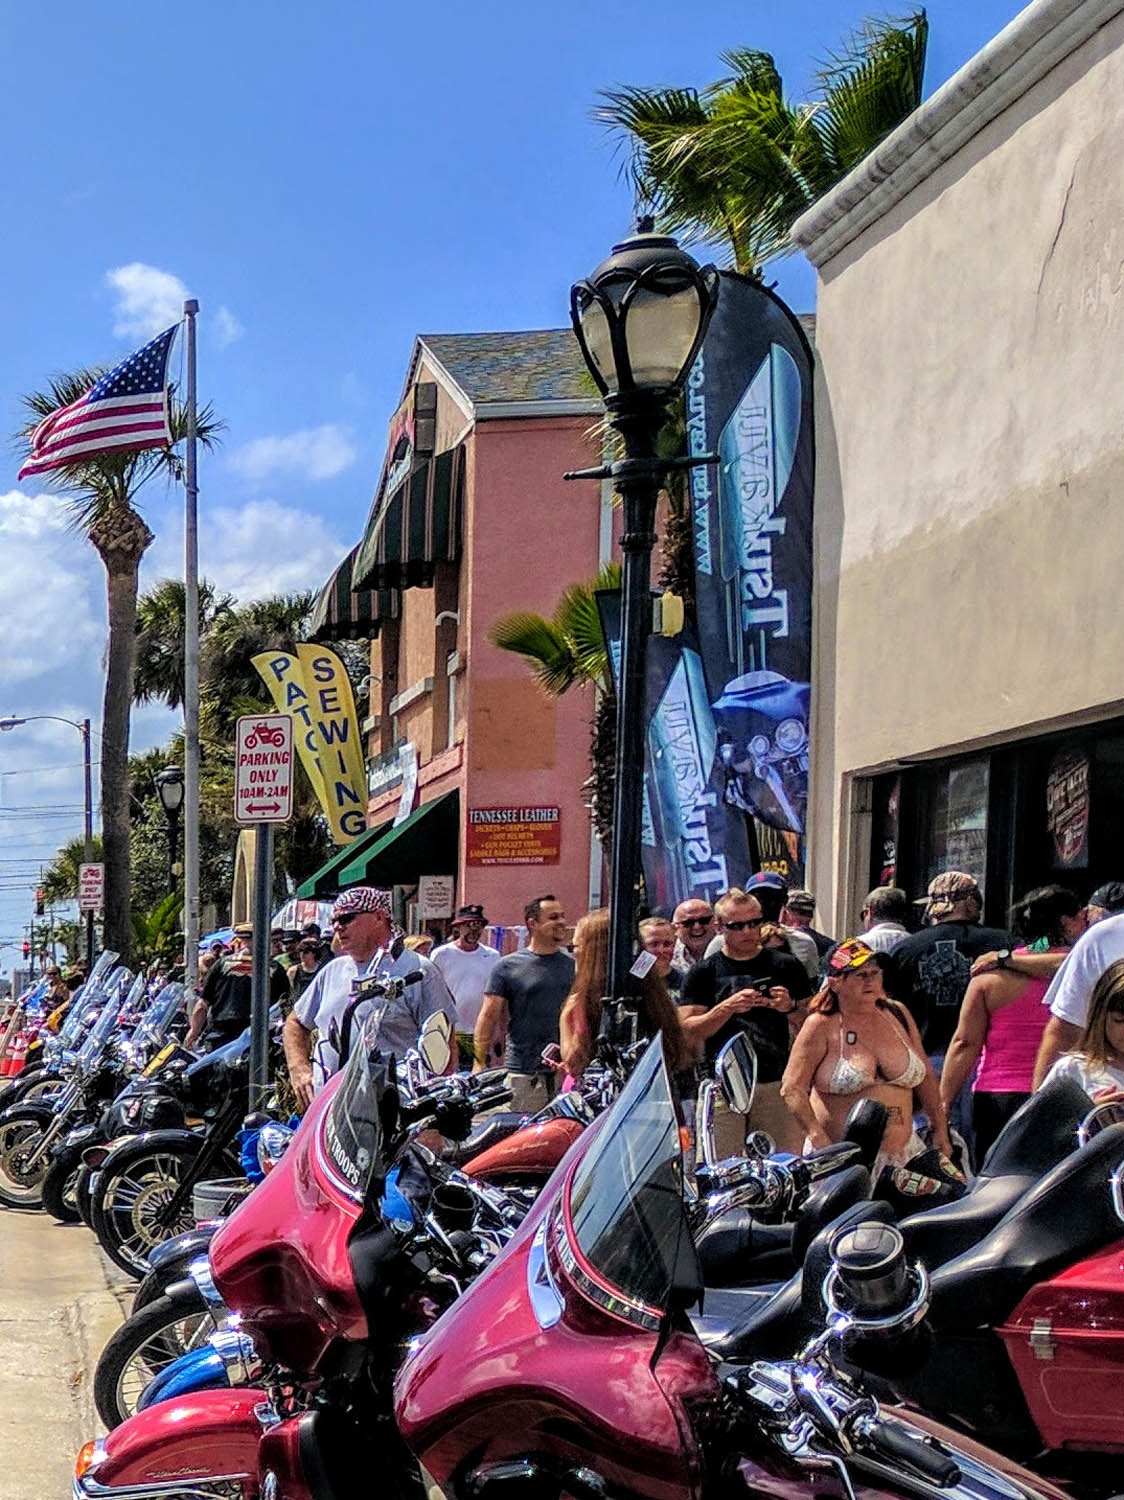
[
  {"left": 1040, "top": 957, "right": 1124, "bottom": 1100},
  {"left": 559, "top": 908, "right": 694, "bottom": 1083}
]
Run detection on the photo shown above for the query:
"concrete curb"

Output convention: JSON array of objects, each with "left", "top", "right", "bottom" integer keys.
[{"left": 68, "top": 1245, "right": 133, "bottom": 1437}]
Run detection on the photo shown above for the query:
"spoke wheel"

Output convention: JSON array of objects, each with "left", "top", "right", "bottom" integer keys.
[
  {"left": 0, "top": 1116, "right": 51, "bottom": 1208},
  {"left": 94, "top": 1147, "right": 199, "bottom": 1277},
  {"left": 94, "top": 1289, "right": 217, "bottom": 1428}
]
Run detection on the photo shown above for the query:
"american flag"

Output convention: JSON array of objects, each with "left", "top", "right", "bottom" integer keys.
[{"left": 19, "top": 324, "right": 178, "bottom": 480}]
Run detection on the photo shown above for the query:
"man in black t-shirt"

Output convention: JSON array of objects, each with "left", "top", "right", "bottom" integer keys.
[
  {"left": 893, "top": 871, "right": 1010, "bottom": 1155},
  {"left": 681, "top": 888, "right": 812, "bottom": 1155}
]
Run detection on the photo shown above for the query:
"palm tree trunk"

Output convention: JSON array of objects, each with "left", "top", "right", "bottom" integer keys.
[{"left": 94, "top": 507, "right": 153, "bottom": 960}]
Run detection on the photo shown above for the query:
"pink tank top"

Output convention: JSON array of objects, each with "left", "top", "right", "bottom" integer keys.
[{"left": 974, "top": 957, "right": 1056, "bottom": 1093}]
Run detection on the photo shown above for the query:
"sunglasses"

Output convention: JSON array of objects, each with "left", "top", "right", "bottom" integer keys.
[
  {"left": 723, "top": 918, "right": 764, "bottom": 931},
  {"left": 679, "top": 916, "right": 713, "bottom": 928},
  {"left": 331, "top": 912, "right": 361, "bottom": 928}
]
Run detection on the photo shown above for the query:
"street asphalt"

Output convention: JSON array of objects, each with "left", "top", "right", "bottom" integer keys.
[{"left": 0, "top": 1205, "right": 128, "bottom": 1499}]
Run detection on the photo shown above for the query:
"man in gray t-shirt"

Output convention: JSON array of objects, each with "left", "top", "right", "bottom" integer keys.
[{"left": 473, "top": 895, "right": 574, "bottom": 1114}]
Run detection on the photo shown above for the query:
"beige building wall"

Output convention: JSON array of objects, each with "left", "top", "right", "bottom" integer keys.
[{"left": 794, "top": 0, "right": 1124, "bottom": 932}]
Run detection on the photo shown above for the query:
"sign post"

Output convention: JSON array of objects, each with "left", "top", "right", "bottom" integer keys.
[{"left": 235, "top": 714, "right": 294, "bottom": 1108}]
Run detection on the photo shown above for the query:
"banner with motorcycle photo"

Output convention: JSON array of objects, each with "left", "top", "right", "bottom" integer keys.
[
  {"left": 602, "top": 272, "right": 815, "bottom": 907},
  {"left": 252, "top": 645, "right": 368, "bottom": 844},
  {"left": 683, "top": 270, "right": 815, "bottom": 888}
]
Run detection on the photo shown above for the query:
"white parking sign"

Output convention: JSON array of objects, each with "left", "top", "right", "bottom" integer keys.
[{"left": 235, "top": 714, "right": 294, "bottom": 823}]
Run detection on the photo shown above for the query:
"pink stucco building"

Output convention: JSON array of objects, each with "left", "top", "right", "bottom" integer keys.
[{"left": 304, "top": 330, "right": 614, "bottom": 932}]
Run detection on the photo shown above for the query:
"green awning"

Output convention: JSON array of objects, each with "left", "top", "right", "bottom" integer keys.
[
  {"left": 308, "top": 544, "right": 400, "bottom": 643},
  {"left": 352, "top": 444, "right": 464, "bottom": 593},
  {"left": 296, "top": 817, "right": 393, "bottom": 898},
  {"left": 335, "top": 791, "right": 459, "bottom": 888}
]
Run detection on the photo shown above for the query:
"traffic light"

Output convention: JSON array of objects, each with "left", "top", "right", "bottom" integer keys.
[
  {"left": 35, "top": 888, "right": 44, "bottom": 916},
  {"left": 21, "top": 941, "right": 30, "bottom": 961}
]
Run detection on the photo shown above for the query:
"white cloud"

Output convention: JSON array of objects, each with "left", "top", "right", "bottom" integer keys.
[
  {"left": 228, "top": 424, "right": 358, "bottom": 484},
  {"left": 0, "top": 491, "right": 103, "bottom": 689},
  {"left": 106, "top": 262, "right": 189, "bottom": 340},
  {"left": 212, "top": 306, "right": 244, "bottom": 348},
  {"left": 144, "top": 497, "right": 348, "bottom": 604},
  {"left": 106, "top": 264, "right": 244, "bottom": 350}
]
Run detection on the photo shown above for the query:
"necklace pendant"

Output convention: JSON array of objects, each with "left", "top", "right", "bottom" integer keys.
[{"left": 845, "top": 1029, "right": 858, "bottom": 1046}]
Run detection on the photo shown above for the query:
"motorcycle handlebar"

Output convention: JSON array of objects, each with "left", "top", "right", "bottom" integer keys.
[{"left": 858, "top": 1420, "right": 961, "bottom": 1487}]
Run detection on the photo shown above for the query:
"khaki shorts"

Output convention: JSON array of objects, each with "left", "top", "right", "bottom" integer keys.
[
  {"left": 506, "top": 1071, "right": 558, "bottom": 1115},
  {"left": 714, "top": 1080, "right": 804, "bottom": 1158}
]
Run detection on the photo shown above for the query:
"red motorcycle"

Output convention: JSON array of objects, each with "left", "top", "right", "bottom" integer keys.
[{"left": 394, "top": 1038, "right": 1104, "bottom": 1500}]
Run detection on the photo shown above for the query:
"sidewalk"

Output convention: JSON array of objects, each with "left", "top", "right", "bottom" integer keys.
[{"left": 0, "top": 1208, "right": 129, "bottom": 1500}]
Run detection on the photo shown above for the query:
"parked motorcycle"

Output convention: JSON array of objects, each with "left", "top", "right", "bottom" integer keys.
[
  {"left": 41, "top": 978, "right": 190, "bottom": 1224},
  {"left": 0, "top": 964, "right": 140, "bottom": 1210},
  {"left": 0, "top": 950, "right": 120, "bottom": 1110},
  {"left": 86, "top": 1016, "right": 282, "bottom": 1277},
  {"left": 74, "top": 1000, "right": 520, "bottom": 1488},
  {"left": 393, "top": 1035, "right": 1073, "bottom": 1500}
]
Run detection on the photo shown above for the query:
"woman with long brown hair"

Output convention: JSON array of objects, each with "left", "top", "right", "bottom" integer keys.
[{"left": 559, "top": 908, "right": 694, "bottom": 1083}]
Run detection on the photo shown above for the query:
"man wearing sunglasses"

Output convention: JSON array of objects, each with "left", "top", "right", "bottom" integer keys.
[
  {"left": 680, "top": 887, "right": 812, "bottom": 1154},
  {"left": 671, "top": 899, "right": 717, "bottom": 974},
  {"left": 283, "top": 886, "right": 455, "bottom": 1111}
]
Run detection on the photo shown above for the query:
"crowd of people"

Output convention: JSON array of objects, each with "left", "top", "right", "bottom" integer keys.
[{"left": 179, "top": 865, "right": 1124, "bottom": 1196}]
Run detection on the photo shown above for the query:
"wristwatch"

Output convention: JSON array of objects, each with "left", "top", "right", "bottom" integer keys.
[{"left": 995, "top": 949, "right": 1013, "bottom": 970}]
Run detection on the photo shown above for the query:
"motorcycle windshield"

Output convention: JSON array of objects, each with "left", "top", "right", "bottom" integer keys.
[
  {"left": 76, "top": 970, "right": 134, "bottom": 1066},
  {"left": 132, "top": 981, "right": 186, "bottom": 1049},
  {"left": 320, "top": 1008, "right": 390, "bottom": 1202},
  {"left": 566, "top": 1036, "right": 701, "bottom": 1323}
]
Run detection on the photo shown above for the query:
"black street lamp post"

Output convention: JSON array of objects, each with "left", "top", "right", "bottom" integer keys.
[
  {"left": 568, "top": 223, "right": 719, "bottom": 1004},
  {"left": 155, "top": 766, "right": 185, "bottom": 896}
]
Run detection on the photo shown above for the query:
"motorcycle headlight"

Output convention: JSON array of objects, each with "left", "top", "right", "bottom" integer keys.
[{"left": 256, "top": 1121, "right": 295, "bottom": 1176}]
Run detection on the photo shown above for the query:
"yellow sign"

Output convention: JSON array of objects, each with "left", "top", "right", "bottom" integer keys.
[{"left": 252, "top": 648, "right": 367, "bottom": 844}]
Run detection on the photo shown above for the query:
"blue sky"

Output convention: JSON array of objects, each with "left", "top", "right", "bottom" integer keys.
[{"left": 0, "top": 0, "right": 1029, "bottom": 967}]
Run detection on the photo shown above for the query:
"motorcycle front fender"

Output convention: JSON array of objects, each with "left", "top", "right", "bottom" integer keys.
[
  {"left": 74, "top": 1387, "right": 269, "bottom": 1497},
  {"left": 137, "top": 1346, "right": 229, "bottom": 1411}
]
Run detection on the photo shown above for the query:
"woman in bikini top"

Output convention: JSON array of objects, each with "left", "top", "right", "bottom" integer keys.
[{"left": 781, "top": 938, "right": 953, "bottom": 1161}]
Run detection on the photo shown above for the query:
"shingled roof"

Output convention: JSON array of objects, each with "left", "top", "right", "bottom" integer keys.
[{"left": 418, "top": 329, "right": 594, "bottom": 407}]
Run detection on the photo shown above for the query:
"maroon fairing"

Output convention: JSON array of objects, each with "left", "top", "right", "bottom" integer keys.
[
  {"left": 396, "top": 1130, "right": 717, "bottom": 1500},
  {"left": 208, "top": 1074, "right": 369, "bottom": 1375}
]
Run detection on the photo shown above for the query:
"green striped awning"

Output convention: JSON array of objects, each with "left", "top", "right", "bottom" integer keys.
[
  {"left": 352, "top": 444, "right": 464, "bottom": 593},
  {"left": 295, "top": 816, "right": 394, "bottom": 898},
  {"left": 334, "top": 791, "right": 459, "bottom": 888},
  {"left": 308, "top": 545, "right": 400, "bottom": 643}
]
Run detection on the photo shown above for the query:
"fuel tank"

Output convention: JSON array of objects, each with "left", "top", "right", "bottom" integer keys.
[{"left": 464, "top": 1114, "right": 584, "bottom": 1181}]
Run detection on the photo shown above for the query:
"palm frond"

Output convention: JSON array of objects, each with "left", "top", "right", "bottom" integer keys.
[{"left": 489, "top": 612, "right": 577, "bottom": 695}]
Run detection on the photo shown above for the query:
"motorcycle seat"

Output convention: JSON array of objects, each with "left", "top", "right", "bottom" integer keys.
[
  {"left": 696, "top": 1163, "right": 873, "bottom": 1289},
  {"left": 926, "top": 1122, "right": 1124, "bottom": 1335},
  {"left": 691, "top": 1284, "right": 782, "bottom": 1349},
  {"left": 445, "top": 1111, "right": 527, "bottom": 1165},
  {"left": 895, "top": 1075, "right": 1093, "bottom": 1267},
  {"left": 704, "top": 1199, "right": 896, "bottom": 1363}
]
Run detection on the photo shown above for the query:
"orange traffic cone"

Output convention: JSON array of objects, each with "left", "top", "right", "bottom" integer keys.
[{"left": 4, "top": 1030, "right": 29, "bottom": 1077}]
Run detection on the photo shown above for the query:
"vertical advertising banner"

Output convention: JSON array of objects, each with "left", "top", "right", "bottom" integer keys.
[
  {"left": 597, "top": 591, "right": 749, "bottom": 910},
  {"left": 252, "top": 648, "right": 367, "bottom": 844},
  {"left": 686, "top": 271, "right": 815, "bottom": 878}
]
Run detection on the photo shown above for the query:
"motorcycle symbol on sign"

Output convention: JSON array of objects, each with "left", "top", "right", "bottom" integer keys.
[{"left": 244, "top": 722, "right": 286, "bottom": 749}]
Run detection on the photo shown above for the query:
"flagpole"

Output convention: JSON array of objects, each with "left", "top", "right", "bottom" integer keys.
[{"left": 183, "top": 299, "right": 201, "bottom": 994}]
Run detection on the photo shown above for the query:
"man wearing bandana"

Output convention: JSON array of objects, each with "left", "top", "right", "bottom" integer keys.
[{"left": 283, "top": 886, "right": 455, "bottom": 1111}]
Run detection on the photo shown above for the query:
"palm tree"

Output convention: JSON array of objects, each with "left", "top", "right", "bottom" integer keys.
[
  {"left": 596, "top": 11, "right": 928, "bottom": 274},
  {"left": 134, "top": 579, "right": 231, "bottom": 711},
  {"left": 490, "top": 563, "right": 621, "bottom": 849},
  {"left": 18, "top": 370, "right": 222, "bottom": 960}
]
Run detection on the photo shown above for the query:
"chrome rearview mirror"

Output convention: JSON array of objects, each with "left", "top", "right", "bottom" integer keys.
[
  {"left": 715, "top": 1033, "right": 757, "bottom": 1115},
  {"left": 418, "top": 1012, "right": 452, "bottom": 1078}
]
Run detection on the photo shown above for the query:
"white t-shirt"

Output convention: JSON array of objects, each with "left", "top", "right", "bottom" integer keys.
[
  {"left": 860, "top": 921, "right": 910, "bottom": 954},
  {"left": 1042, "top": 1050, "right": 1124, "bottom": 1098},
  {"left": 430, "top": 941, "right": 500, "bottom": 1031},
  {"left": 293, "top": 945, "right": 455, "bottom": 1092},
  {"left": 1043, "top": 912, "right": 1124, "bottom": 1028}
]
